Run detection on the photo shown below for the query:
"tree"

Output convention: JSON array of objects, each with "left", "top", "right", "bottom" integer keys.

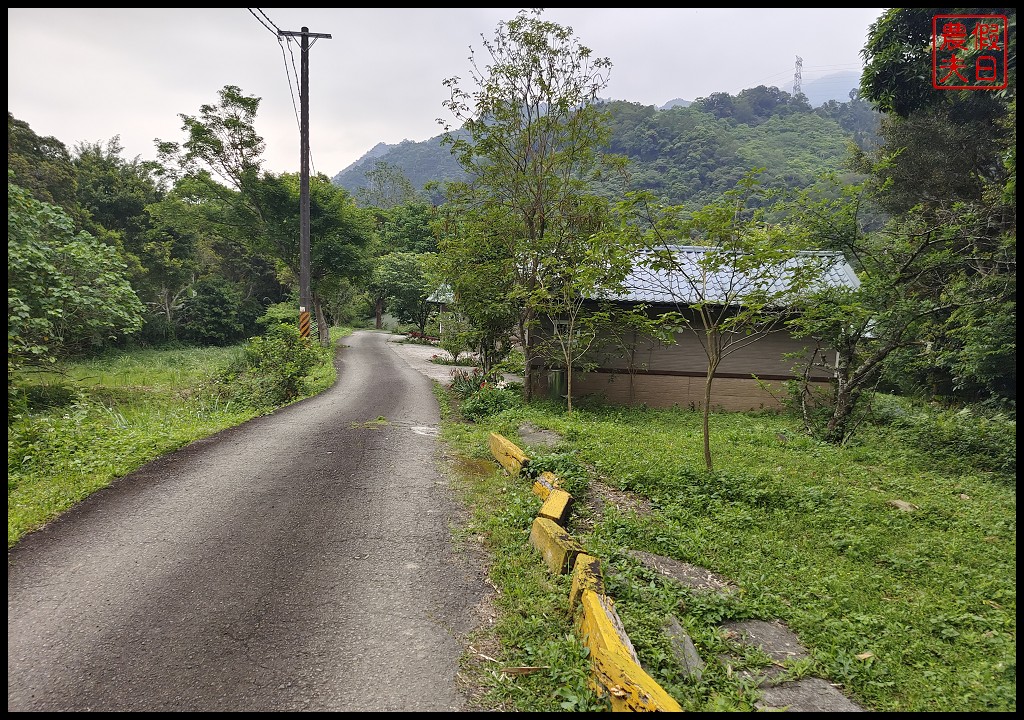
[
  {"left": 376, "top": 201, "right": 438, "bottom": 254},
  {"left": 257, "top": 173, "right": 374, "bottom": 345},
  {"left": 430, "top": 202, "right": 519, "bottom": 374},
  {"left": 533, "top": 194, "right": 632, "bottom": 413},
  {"left": 7, "top": 113, "right": 80, "bottom": 218},
  {"left": 156, "top": 85, "right": 266, "bottom": 201},
  {"left": 355, "top": 160, "right": 419, "bottom": 210},
  {"left": 837, "top": 7, "right": 1018, "bottom": 418},
  {"left": 368, "top": 252, "right": 437, "bottom": 337},
  {"left": 157, "top": 86, "right": 373, "bottom": 345},
  {"left": 439, "top": 8, "right": 615, "bottom": 400},
  {"left": 860, "top": 8, "right": 1015, "bottom": 120},
  {"left": 788, "top": 179, "right": 1015, "bottom": 443},
  {"left": 615, "top": 176, "right": 826, "bottom": 470},
  {"left": 8, "top": 177, "right": 144, "bottom": 377}
]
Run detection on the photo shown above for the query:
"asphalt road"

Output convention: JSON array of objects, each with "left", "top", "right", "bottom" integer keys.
[{"left": 8, "top": 330, "right": 490, "bottom": 712}]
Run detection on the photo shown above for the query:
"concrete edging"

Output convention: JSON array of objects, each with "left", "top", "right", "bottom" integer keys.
[{"left": 488, "top": 432, "right": 683, "bottom": 713}]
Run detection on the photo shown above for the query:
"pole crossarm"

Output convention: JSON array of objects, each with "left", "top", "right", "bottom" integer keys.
[{"left": 277, "top": 31, "right": 333, "bottom": 39}]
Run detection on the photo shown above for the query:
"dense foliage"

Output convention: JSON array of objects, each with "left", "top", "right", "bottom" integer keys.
[{"left": 334, "top": 95, "right": 879, "bottom": 210}]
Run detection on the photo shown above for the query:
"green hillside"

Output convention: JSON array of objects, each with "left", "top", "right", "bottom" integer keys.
[{"left": 332, "top": 89, "right": 881, "bottom": 208}]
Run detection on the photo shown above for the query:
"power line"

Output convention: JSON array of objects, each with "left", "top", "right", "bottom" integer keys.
[
  {"left": 250, "top": 9, "right": 320, "bottom": 176},
  {"left": 247, "top": 8, "right": 278, "bottom": 35}
]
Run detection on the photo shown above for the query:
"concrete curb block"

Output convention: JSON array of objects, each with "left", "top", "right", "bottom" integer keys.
[
  {"left": 532, "top": 470, "right": 561, "bottom": 500},
  {"left": 529, "top": 516, "right": 585, "bottom": 575},
  {"left": 538, "top": 488, "right": 573, "bottom": 525},
  {"left": 489, "top": 432, "right": 683, "bottom": 712},
  {"left": 489, "top": 432, "right": 530, "bottom": 476},
  {"left": 579, "top": 589, "right": 684, "bottom": 712},
  {"left": 570, "top": 553, "right": 604, "bottom": 613}
]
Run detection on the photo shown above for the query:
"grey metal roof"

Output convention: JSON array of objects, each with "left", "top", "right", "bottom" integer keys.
[{"left": 603, "top": 245, "right": 860, "bottom": 306}]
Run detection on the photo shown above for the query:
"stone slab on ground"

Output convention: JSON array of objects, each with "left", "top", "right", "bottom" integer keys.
[
  {"left": 517, "top": 422, "right": 562, "bottom": 449},
  {"left": 720, "top": 619, "right": 809, "bottom": 663},
  {"left": 719, "top": 619, "right": 867, "bottom": 712},
  {"left": 756, "top": 677, "right": 867, "bottom": 712},
  {"left": 628, "top": 550, "right": 738, "bottom": 595}
]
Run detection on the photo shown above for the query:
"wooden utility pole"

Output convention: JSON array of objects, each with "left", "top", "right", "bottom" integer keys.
[{"left": 278, "top": 26, "right": 331, "bottom": 340}]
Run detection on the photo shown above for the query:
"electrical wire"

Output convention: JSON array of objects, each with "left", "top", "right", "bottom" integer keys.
[{"left": 248, "top": 8, "right": 318, "bottom": 175}]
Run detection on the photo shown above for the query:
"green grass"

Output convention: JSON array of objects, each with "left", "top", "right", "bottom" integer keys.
[
  {"left": 8, "top": 343, "right": 1015, "bottom": 712},
  {"left": 436, "top": 397, "right": 1016, "bottom": 712},
  {"left": 7, "top": 329, "right": 351, "bottom": 548}
]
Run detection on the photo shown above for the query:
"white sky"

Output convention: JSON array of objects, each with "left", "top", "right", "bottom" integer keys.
[{"left": 8, "top": 8, "right": 885, "bottom": 177}]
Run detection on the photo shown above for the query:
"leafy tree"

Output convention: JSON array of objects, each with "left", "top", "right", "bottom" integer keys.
[
  {"left": 7, "top": 113, "right": 80, "bottom": 218},
  {"left": 860, "top": 8, "right": 1015, "bottom": 119},
  {"left": 72, "top": 137, "right": 164, "bottom": 267},
  {"left": 8, "top": 177, "right": 144, "bottom": 376},
  {"left": 178, "top": 276, "right": 246, "bottom": 346},
  {"left": 533, "top": 194, "right": 631, "bottom": 413},
  {"left": 158, "top": 86, "right": 373, "bottom": 345},
  {"left": 788, "top": 179, "right": 1014, "bottom": 442},
  {"left": 842, "top": 7, "right": 1017, "bottom": 417},
  {"left": 376, "top": 201, "right": 438, "bottom": 254},
  {"left": 430, "top": 203, "right": 519, "bottom": 374},
  {"left": 156, "top": 84, "right": 267, "bottom": 202},
  {"left": 375, "top": 252, "right": 437, "bottom": 337},
  {"left": 439, "top": 8, "right": 615, "bottom": 400},
  {"left": 355, "top": 159, "right": 419, "bottom": 209},
  {"left": 256, "top": 172, "right": 373, "bottom": 343},
  {"left": 615, "top": 176, "right": 826, "bottom": 470}
]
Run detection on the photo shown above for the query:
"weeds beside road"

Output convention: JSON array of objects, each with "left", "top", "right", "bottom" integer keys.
[{"left": 8, "top": 339, "right": 1016, "bottom": 712}]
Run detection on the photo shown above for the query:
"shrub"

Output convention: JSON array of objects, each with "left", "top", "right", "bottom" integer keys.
[
  {"left": 223, "top": 324, "right": 330, "bottom": 409},
  {"left": 891, "top": 405, "right": 1016, "bottom": 475},
  {"left": 449, "top": 367, "right": 491, "bottom": 399},
  {"left": 460, "top": 386, "right": 523, "bottom": 420}
]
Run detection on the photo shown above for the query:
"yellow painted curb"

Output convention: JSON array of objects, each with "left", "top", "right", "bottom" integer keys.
[
  {"left": 532, "top": 470, "right": 561, "bottom": 500},
  {"left": 538, "top": 488, "right": 573, "bottom": 525},
  {"left": 489, "top": 432, "right": 530, "bottom": 476},
  {"left": 578, "top": 589, "right": 684, "bottom": 712},
  {"left": 529, "top": 516, "right": 585, "bottom": 574},
  {"left": 570, "top": 553, "right": 604, "bottom": 614}
]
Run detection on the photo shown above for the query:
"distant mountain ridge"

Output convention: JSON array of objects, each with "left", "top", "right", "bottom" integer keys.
[{"left": 332, "top": 82, "right": 877, "bottom": 206}]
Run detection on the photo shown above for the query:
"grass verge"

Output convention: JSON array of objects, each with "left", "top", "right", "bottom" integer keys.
[
  {"left": 7, "top": 328, "right": 350, "bottom": 548},
  {"left": 436, "top": 393, "right": 1015, "bottom": 713}
]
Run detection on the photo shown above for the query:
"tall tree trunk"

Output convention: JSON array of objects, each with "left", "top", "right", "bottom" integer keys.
[
  {"left": 375, "top": 298, "right": 384, "bottom": 330},
  {"left": 826, "top": 356, "right": 854, "bottom": 444},
  {"left": 566, "top": 363, "right": 574, "bottom": 414}
]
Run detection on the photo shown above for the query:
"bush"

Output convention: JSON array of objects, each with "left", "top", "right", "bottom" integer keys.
[
  {"left": 495, "top": 348, "right": 526, "bottom": 375},
  {"left": 449, "top": 367, "right": 491, "bottom": 399},
  {"left": 891, "top": 405, "right": 1016, "bottom": 475},
  {"left": 460, "top": 386, "right": 523, "bottom": 420},
  {"left": 257, "top": 301, "right": 319, "bottom": 337},
  {"left": 222, "top": 324, "right": 330, "bottom": 409}
]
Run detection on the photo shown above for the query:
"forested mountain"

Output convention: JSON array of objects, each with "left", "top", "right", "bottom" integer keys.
[
  {"left": 8, "top": 7, "right": 1014, "bottom": 419},
  {"left": 332, "top": 86, "right": 881, "bottom": 207}
]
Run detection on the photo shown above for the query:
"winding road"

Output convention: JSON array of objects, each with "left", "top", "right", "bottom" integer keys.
[{"left": 8, "top": 330, "right": 490, "bottom": 712}]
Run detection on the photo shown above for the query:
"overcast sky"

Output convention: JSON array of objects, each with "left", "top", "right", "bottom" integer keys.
[{"left": 8, "top": 8, "right": 885, "bottom": 178}]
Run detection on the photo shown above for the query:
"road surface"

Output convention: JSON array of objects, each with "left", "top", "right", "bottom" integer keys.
[{"left": 8, "top": 330, "right": 490, "bottom": 712}]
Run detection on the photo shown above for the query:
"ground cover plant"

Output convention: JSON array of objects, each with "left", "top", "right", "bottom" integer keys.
[
  {"left": 7, "top": 329, "right": 348, "bottom": 547},
  {"left": 438, "top": 392, "right": 1016, "bottom": 712}
]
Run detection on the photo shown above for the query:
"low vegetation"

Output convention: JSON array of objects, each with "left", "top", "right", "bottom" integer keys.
[
  {"left": 439, "top": 381, "right": 1016, "bottom": 712},
  {"left": 7, "top": 329, "right": 348, "bottom": 547},
  {"left": 7, "top": 342, "right": 1015, "bottom": 712}
]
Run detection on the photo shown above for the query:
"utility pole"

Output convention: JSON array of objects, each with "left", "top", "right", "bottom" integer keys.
[{"left": 278, "top": 26, "right": 331, "bottom": 341}]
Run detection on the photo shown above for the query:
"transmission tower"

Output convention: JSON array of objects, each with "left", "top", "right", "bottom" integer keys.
[{"left": 794, "top": 55, "right": 803, "bottom": 96}]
